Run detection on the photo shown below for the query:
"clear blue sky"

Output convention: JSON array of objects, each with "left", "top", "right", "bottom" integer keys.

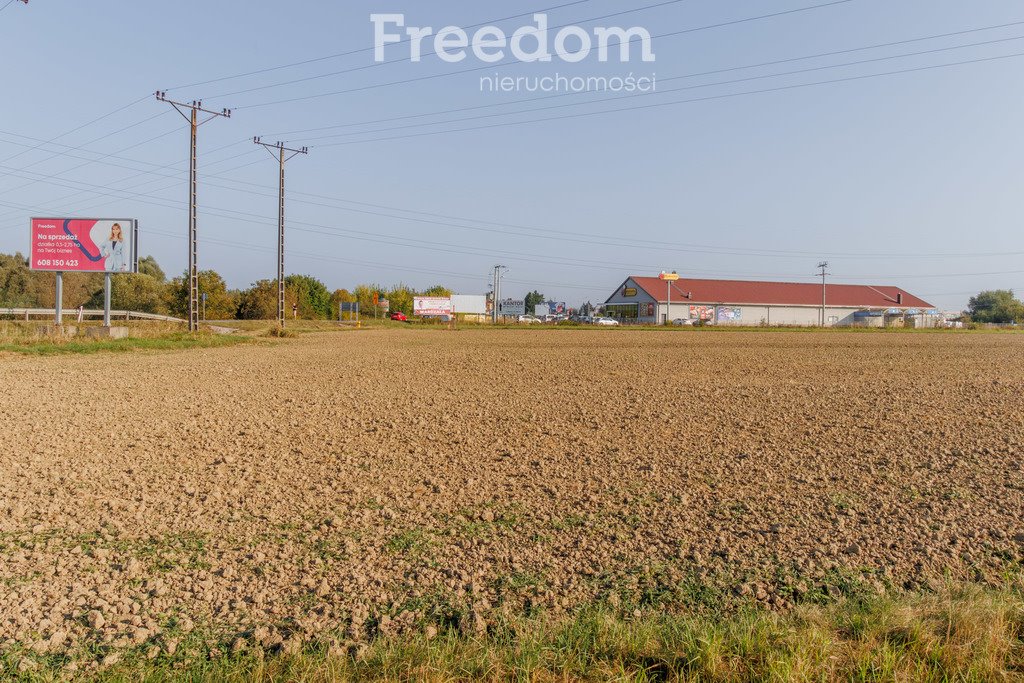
[{"left": 1, "top": 0, "right": 1022, "bottom": 311}]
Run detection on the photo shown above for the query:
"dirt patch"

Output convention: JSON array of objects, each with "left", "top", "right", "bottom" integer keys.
[{"left": 1, "top": 329, "right": 1022, "bottom": 665}]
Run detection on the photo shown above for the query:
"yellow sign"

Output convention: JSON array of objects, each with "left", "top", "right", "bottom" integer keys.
[
  {"left": 659, "top": 272, "right": 680, "bottom": 281},
  {"left": 623, "top": 287, "right": 637, "bottom": 297}
]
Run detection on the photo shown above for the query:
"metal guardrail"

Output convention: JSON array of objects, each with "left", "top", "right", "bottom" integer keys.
[{"left": 0, "top": 308, "right": 186, "bottom": 323}]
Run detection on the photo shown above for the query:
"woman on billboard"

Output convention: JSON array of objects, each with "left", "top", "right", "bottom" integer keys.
[{"left": 100, "top": 223, "right": 127, "bottom": 272}]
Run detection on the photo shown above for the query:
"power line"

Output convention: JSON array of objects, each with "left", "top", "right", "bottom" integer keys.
[
  {"left": 2, "top": 108, "right": 1023, "bottom": 263},
  {"left": 209, "top": 0, "right": 693, "bottom": 100},
  {"left": 234, "top": 0, "right": 854, "bottom": 110},
  {"left": 0, "top": 0, "right": 27, "bottom": 14},
  {"left": 0, "top": 95, "right": 152, "bottom": 166},
  {"left": 280, "top": 32, "right": 1024, "bottom": 142},
  {"left": 167, "top": 0, "right": 602, "bottom": 92},
  {"left": 0, "top": 114, "right": 177, "bottom": 198},
  {"left": 310, "top": 50, "right": 1024, "bottom": 147},
  {"left": 265, "top": 18, "right": 1024, "bottom": 139},
  {"left": 7, "top": 156, "right": 1019, "bottom": 266}
]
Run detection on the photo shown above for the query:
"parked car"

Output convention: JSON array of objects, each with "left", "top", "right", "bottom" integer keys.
[
  {"left": 518, "top": 315, "right": 541, "bottom": 324},
  {"left": 672, "top": 318, "right": 697, "bottom": 326},
  {"left": 594, "top": 317, "right": 620, "bottom": 326},
  {"left": 390, "top": 312, "right": 408, "bottom": 322}
]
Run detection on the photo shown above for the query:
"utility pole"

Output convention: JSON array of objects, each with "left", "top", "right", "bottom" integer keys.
[
  {"left": 492, "top": 265, "right": 507, "bottom": 323},
  {"left": 254, "top": 137, "right": 308, "bottom": 330},
  {"left": 817, "top": 261, "right": 830, "bottom": 327},
  {"left": 155, "top": 92, "right": 231, "bottom": 332}
]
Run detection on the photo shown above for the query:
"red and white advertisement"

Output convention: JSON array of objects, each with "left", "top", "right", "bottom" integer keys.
[
  {"left": 29, "top": 218, "right": 138, "bottom": 273},
  {"left": 413, "top": 297, "right": 453, "bottom": 316}
]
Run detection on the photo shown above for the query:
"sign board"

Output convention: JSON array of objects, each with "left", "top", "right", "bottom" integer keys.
[
  {"left": 690, "top": 305, "right": 715, "bottom": 321},
  {"left": 623, "top": 287, "right": 637, "bottom": 297},
  {"left": 659, "top": 271, "right": 680, "bottom": 281},
  {"left": 414, "top": 297, "right": 453, "bottom": 316},
  {"left": 534, "top": 305, "right": 548, "bottom": 317},
  {"left": 716, "top": 307, "right": 742, "bottom": 322},
  {"left": 30, "top": 218, "right": 138, "bottom": 273},
  {"left": 452, "top": 294, "right": 487, "bottom": 315},
  {"left": 379, "top": 298, "right": 390, "bottom": 310},
  {"left": 497, "top": 298, "right": 526, "bottom": 317}
]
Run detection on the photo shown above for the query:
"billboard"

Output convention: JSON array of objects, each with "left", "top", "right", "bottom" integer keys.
[
  {"left": 716, "top": 307, "right": 742, "bottom": 322},
  {"left": 30, "top": 218, "right": 138, "bottom": 273},
  {"left": 497, "top": 298, "right": 526, "bottom": 316},
  {"left": 689, "top": 305, "right": 715, "bottom": 321},
  {"left": 452, "top": 294, "right": 487, "bottom": 315},
  {"left": 414, "top": 297, "right": 453, "bottom": 316},
  {"left": 546, "top": 301, "right": 567, "bottom": 315}
]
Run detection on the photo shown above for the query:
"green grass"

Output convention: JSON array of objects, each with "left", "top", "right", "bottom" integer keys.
[
  {"left": 5, "top": 583, "right": 1020, "bottom": 681},
  {"left": 0, "top": 332, "right": 252, "bottom": 355}
]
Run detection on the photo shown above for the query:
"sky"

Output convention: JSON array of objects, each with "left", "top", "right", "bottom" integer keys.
[{"left": 1, "top": 0, "right": 1022, "bottom": 312}]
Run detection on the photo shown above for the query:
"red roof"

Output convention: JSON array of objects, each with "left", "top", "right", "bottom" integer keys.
[{"left": 625, "top": 276, "right": 934, "bottom": 309}]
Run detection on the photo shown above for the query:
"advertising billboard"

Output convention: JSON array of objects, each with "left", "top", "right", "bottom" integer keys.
[
  {"left": 689, "top": 305, "right": 715, "bottom": 321},
  {"left": 452, "top": 294, "right": 487, "bottom": 315},
  {"left": 414, "top": 297, "right": 453, "bottom": 316},
  {"left": 30, "top": 218, "right": 138, "bottom": 273},
  {"left": 497, "top": 299, "right": 526, "bottom": 316},
  {"left": 716, "top": 307, "right": 742, "bottom": 322}
]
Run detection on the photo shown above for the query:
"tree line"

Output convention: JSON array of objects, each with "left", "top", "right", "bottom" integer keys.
[
  {"left": 4, "top": 250, "right": 1022, "bottom": 324},
  {"left": 0, "top": 252, "right": 451, "bottom": 320}
]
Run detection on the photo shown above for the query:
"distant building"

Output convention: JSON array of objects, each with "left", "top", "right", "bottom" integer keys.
[{"left": 604, "top": 276, "right": 938, "bottom": 327}]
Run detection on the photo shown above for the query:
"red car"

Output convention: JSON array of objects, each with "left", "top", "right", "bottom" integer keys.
[{"left": 390, "top": 312, "right": 408, "bottom": 322}]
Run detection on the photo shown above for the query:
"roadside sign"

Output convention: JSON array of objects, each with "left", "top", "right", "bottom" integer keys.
[
  {"left": 497, "top": 299, "right": 526, "bottom": 316},
  {"left": 30, "top": 218, "right": 138, "bottom": 273},
  {"left": 659, "top": 271, "right": 680, "bottom": 281},
  {"left": 414, "top": 297, "right": 453, "bottom": 316}
]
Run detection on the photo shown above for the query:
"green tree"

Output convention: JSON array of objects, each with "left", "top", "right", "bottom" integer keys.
[
  {"left": 524, "top": 290, "right": 546, "bottom": 315},
  {"left": 285, "top": 274, "right": 332, "bottom": 319},
  {"left": 88, "top": 274, "right": 168, "bottom": 314},
  {"left": 388, "top": 284, "right": 415, "bottom": 316},
  {"left": 353, "top": 284, "right": 385, "bottom": 313},
  {"left": 237, "top": 280, "right": 277, "bottom": 320},
  {"left": 0, "top": 253, "right": 102, "bottom": 308},
  {"left": 168, "top": 270, "right": 237, "bottom": 320},
  {"left": 421, "top": 285, "right": 452, "bottom": 297},
  {"left": 137, "top": 255, "right": 166, "bottom": 282},
  {"left": 967, "top": 290, "right": 1024, "bottom": 324},
  {"left": 0, "top": 253, "right": 37, "bottom": 307}
]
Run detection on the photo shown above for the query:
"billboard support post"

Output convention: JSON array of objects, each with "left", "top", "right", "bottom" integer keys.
[
  {"left": 156, "top": 92, "right": 232, "bottom": 332},
  {"left": 54, "top": 272, "right": 63, "bottom": 326},
  {"left": 103, "top": 273, "right": 112, "bottom": 327}
]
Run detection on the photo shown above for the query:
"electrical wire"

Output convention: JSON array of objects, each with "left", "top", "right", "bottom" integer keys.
[
  {"left": 292, "top": 34, "right": 1024, "bottom": 144},
  {"left": 167, "top": 0, "right": 602, "bottom": 91},
  {"left": 208, "top": 0, "right": 695, "bottom": 100},
  {"left": 233, "top": 0, "right": 854, "bottom": 110},
  {"left": 264, "top": 18, "right": 1024, "bottom": 139},
  {"left": 310, "top": 51, "right": 1024, "bottom": 147}
]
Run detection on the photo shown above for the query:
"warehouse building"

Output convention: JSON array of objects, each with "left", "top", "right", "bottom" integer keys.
[{"left": 604, "top": 276, "right": 938, "bottom": 327}]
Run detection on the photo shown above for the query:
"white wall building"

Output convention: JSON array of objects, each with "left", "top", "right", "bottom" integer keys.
[{"left": 604, "top": 276, "right": 939, "bottom": 327}]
